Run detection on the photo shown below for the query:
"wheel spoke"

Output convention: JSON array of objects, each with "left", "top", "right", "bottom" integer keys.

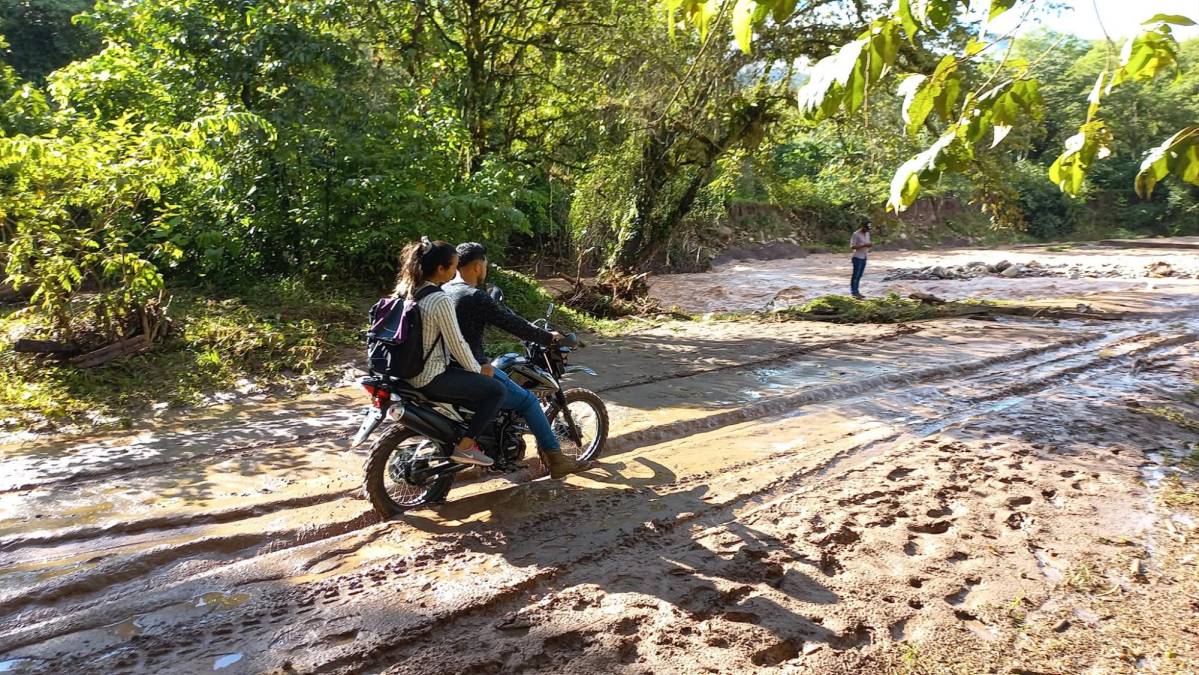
[
  {"left": 555, "top": 399, "right": 601, "bottom": 461},
  {"left": 384, "top": 438, "right": 438, "bottom": 506}
]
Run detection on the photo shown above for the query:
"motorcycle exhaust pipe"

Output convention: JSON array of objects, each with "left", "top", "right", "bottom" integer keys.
[{"left": 395, "top": 403, "right": 461, "bottom": 445}]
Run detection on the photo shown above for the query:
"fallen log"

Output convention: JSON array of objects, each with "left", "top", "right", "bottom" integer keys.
[
  {"left": 68, "top": 334, "right": 151, "bottom": 368},
  {"left": 909, "top": 292, "right": 946, "bottom": 305},
  {"left": 14, "top": 338, "right": 82, "bottom": 355}
]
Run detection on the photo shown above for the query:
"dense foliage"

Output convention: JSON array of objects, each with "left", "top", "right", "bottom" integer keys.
[{"left": 0, "top": 0, "right": 1196, "bottom": 345}]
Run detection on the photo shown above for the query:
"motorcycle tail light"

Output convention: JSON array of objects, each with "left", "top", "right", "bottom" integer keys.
[{"left": 362, "top": 383, "right": 390, "bottom": 406}]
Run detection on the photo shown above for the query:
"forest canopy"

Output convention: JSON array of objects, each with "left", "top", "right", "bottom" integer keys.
[{"left": 0, "top": 0, "right": 1196, "bottom": 342}]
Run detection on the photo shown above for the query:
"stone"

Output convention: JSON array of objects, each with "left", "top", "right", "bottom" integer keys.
[
  {"left": 1001, "top": 265, "right": 1022, "bottom": 278},
  {"left": 1146, "top": 261, "right": 1176, "bottom": 278}
]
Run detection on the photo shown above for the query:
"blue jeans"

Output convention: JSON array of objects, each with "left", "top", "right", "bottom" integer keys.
[
  {"left": 851, "top": 257, "right": 867, "bottom": 296},
  {"left": 494, "top": 368, "right": 560, "bottom": 453}
]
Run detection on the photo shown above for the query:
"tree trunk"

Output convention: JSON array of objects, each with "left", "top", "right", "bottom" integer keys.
[{"left": 610, "top": 99, "right": 777, "bottom": 273}]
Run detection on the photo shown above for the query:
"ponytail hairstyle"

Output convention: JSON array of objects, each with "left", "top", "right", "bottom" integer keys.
[{"left": 393, "top": 236, "right": 457, "bottom": 298}]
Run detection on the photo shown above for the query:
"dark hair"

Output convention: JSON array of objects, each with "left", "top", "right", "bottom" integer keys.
[
  {"left": 394, "top": 237, "right": 457, "bottom": 297},
  {"left": 456, "top": 242, "right": 487, "bottom": 267}
]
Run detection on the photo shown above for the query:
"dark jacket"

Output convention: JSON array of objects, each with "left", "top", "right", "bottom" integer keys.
[{"left": 442, "top": 279, "right": 554, "bottom": 365}]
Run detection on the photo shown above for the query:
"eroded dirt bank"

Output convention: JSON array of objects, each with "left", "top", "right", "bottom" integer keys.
[{"left": 2, "top": 240, "right": 1199, "bottom": 674}]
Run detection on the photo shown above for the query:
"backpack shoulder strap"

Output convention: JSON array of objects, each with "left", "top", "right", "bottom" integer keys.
[{"left": 413, "top": 284, "right": 443, "bottom": 302}]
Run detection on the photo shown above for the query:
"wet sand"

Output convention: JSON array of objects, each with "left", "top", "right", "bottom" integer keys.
[
  {"left": 1, "top": 239, "right": 1198, "bottom": 673},
  {"left": 649, "top": 239, "right": 1199, "bottom": 313}
]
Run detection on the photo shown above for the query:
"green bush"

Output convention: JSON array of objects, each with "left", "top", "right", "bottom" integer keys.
[
  {"left": 488, "top": 267, "right": 598, "bottom": 333},
  {"left": 0, "top": 278, "right": 370, "bottom": 430}
]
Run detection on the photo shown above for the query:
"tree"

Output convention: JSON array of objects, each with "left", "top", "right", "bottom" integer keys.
[
  {"left": 0, "top": 0, "right": 99, "bottom": 82},
  {"left": 573, "top": 1, "right": 878, "bottom": 271},
  {"left": 667, "top": 0, "right": 1199, "bottom": 213}
]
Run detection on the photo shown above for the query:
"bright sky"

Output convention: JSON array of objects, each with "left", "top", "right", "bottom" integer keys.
[{"left": 991, "top": 0, "right": 1199, "bottom": 40}]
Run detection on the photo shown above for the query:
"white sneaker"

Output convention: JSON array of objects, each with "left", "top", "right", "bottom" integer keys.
[{"left": 450, "top": 445, "right": 494, "bottom": 466}]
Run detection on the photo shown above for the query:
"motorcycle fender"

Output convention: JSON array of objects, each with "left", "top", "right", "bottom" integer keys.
[
  {"left": 396, "top": 403, "right": 460, "bottom": 444},
  {"left": 350, "top": 406, "right": 386, "bottom": 448},
  {"left": 564, "top": 365, "right": 597, "bottom": 377}
]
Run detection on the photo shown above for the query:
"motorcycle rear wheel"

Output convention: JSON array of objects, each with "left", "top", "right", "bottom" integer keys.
[{"left": 364, "top": 426, "right": 455, "bottom": 517}]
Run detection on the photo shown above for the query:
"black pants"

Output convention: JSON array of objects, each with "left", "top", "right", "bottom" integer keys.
[{"left": 418, "top": 367, "right": 506, "bottom": 440}]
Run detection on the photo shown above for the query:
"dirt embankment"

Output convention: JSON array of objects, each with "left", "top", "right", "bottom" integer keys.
[{"left": 1, "top": 239, "right": 1199, "bottom": 674}]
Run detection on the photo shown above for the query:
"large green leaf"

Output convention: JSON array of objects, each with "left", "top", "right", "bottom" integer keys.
[
  {"left": 771, "top": 0, "right": 799, "bottom": 23},
  {"left": 887, "top": 130, "right": 969, "bottom": 211},
  {"left": 796, "top": 38, "right": 866, "bottom": 119},
  {"left": 1086, "top": 70, "right": 1106, "bottom": 121},
  {"left": 732, "top": 0, "right": 756, "bottom": 53},
  {"left": 899, "top": 55, "right": 960, "bottom": 135},
  {"left": 988, "top": 0, "right": 1016, "bottom": 22},
  {"left": 898, "top": 74, "right": 930, "bottom": 132},
  {"left": 897, "top": 0, "right": 920, "bottom": 38},
  {"left": 1135, "top": 126, "right": 1199, "bottom": 198},
  {"left": 797, "top": 19, "right": 899, "bottom": 119},
  {"left": 1141, "top": 14, "right": 1196, "bottom": 26},
  {"left": 1111, "top": 24, "right": 1180, "bottom": 86},
  {"left": 954, "top": 78, "right": 1039, "bottom": 149},
  {"left": 910, "top": 0, "right": 963, "bottom": 32},
  {"left": 1048, "top": 120, "right": 1113, "bottom": 195}
]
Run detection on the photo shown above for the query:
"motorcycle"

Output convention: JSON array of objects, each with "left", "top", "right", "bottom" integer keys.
[{"left": 352, "top": 289, "right": 609, "bottom": 516}]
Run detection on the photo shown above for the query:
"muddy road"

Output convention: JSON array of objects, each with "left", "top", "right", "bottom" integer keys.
[{"left": 3, "top": 240, "right": 1199, "bottom": 674}]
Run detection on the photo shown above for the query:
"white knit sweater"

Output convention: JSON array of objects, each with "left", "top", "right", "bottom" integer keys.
[{"left": 405, "top": 284, "right": 481, "bottom": 388}]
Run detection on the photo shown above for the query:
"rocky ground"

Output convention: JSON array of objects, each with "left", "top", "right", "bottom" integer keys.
[{"left": 1, "top": 239, "right": 1199, "bottom": 674}]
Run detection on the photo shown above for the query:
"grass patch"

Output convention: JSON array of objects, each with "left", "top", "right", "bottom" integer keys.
[
  {"left": 489, "top": 266, "right": 622, "bottom": 336},
  {"left": 773, "top": 293, "right": 990, "bottom": 324},
  {"left": 0, "top": 277, "right": 375, "bottom": 432},
  {"left": 1064, "top": 562, "right": 1113, "bottom": 594},
  {"left": 1, "top": 273, "right": 616, "bottom": 433},
  {"left": 1144, "top": 406, "right": 1199, "bottom": 434},
  {"left": 1160, "top": 475, "right": 1199, "bottom": 508}
]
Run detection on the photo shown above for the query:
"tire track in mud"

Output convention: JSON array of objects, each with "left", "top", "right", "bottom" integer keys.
[
  {"left": 594, "top": 323, "right": 926, "bottom": 394},
  {"left": 0, "top": 324, "right": 1184, "bottom": 635},
  {"left": 0, "top": 323, "right": 1099, "bottom": 554},
  {"left": 0, "top": 489, "right": 362, "bottom": 552},
  {"left": 9, "top": 326, "right": 1193, "bottom": 674},
  {"left": 0, "top": 324, "right": 924, "bottom": 497},
  {"left": 0, "top": 324, "right": 1109, "bottom": 567}
]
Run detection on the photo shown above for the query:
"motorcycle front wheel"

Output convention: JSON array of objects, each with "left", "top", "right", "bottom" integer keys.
[
  {"left": 546, "top": 388, "right": 608, "bottom": 463},
  {"left": 363, "top": 426, "right": 455, "bottom": 517}
]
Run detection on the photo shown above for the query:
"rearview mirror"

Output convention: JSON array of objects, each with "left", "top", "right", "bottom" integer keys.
[
  {"left": 488, "top": 285, "right": 505, "bottom": 304},
  {"left": 546, "top": 302, "right": 555, "bottom": 319}
]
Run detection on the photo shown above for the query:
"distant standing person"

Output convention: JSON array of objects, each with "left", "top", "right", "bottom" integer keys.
[{"left": 849, "top": 221, "right": 872, "bottom": 299}]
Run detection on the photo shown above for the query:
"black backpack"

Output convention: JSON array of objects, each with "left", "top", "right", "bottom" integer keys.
[{"left": 366, "top": 285, "right": 443, "bottom": 379}]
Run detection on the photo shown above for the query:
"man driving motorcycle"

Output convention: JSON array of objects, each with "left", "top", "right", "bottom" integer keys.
[{"left": 442, "top": 242, "right": 584, "bottom": 479}]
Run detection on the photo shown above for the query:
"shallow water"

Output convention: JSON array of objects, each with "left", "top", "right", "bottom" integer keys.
[{"left": 649, "top": 243, "right": 1199, "bottom": 313}]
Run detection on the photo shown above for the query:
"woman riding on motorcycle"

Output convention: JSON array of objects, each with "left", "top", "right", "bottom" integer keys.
[{"left": 395, "top": 237, "right": 505, "bottom": 467}]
